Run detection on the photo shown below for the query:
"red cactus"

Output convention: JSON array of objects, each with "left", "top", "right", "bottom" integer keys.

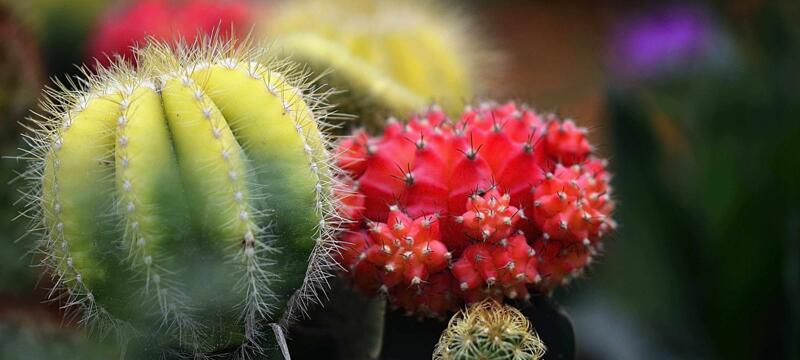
[
  {"left": 87, "top": 0, "right": 252, "bottom": 67},
  {"left": 336, "top": 102, "right": 615, "bottom": 316},
  {"left": 337, "top": 178, "right": 366, "bottom": 230}
]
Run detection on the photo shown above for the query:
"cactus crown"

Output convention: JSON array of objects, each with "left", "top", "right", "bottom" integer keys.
[
  {"left": 434, "top": 300, "right": 546, "bottom": 360},
  {"left": 19, "top": 35, "right": 346, "bottom": 357}
]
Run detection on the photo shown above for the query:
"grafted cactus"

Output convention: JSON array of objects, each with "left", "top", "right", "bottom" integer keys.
[
  {"left": 267, "top": 0, "right": 492, "bottom": 128},
  {"left": 335, "top": 102, "right": 615, "bottom": 317},
  {"left": 434, "top": 300, "right": 546, "bottom": 360},
  {"left": 21, "top": 37, "right": 344, "bottom": 357}
]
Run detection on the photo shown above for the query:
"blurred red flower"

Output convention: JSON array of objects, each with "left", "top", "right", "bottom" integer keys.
[{"left": 87, "top": 0, "right": 252, "bottom": 66}]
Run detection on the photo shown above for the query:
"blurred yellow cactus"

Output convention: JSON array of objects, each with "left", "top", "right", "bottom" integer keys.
[{"left": 267, "top": 0, "right": 491, "bottom": 129}]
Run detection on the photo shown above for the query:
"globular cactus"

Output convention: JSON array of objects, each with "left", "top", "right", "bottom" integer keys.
[
  {"left": 267, "top": 0, "right": 491, "bottom": 128},
  {"left": 336, "top": 102, "right": 615, "bottom": 317},
  {"left": 433, "top": 300, "right": 546, "bottom": 360},
  {"left": 21, "top": 37, "right": 343, "bottom": 357},
  {"left": 87, "top": 0, "right": 253, "bottom": 67}
]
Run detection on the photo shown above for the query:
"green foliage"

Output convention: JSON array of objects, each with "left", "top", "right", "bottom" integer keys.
[{"left": 602, "top": 2, "right": 800, "bottom": 357}]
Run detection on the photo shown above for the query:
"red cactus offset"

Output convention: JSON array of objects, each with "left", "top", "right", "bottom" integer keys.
[
  {"left": 542, "top": 118, "right": 592, "bottom": 166},
  {"left": 336, "top": 102, "right": 615, "bottom": 317},
  {"left": 457, "top": 189, "right": 522, "bottom": 244},
  {"left": 532, "top": 163, "right": 614, "bottom": 244}
]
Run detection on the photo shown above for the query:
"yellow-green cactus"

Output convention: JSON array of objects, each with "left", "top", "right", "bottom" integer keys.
[
  {"left": 267, "top": 0, "right": 489, "bottom": 129},
  {"left": 434, "top": 300, "right": 547, "bottom": 360},
  {"left": 21, "top": 37, "right": 344, "bottom": 357}
]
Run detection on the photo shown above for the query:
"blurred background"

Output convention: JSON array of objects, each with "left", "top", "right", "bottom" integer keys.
[{"left": 0, "top": 0, "right": 797, "bottom": 359}]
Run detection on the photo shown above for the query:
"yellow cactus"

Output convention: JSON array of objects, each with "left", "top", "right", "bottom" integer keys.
[
  {"left": 434, "top": 300, "right": 546, "bottom": 360},
  {"left": 267, "top": 0, "right": 491, "bottom": 129}
]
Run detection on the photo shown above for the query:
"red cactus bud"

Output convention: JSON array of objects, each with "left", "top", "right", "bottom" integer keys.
[
  {"left": 533, "top": 163, "right": 614, "bottom": 244},
  {"left": 461, "top": 189, "right": 521, "bottom": 243},
  {"left": 543, "top": 118, "right": 592, "bottom": 166}
]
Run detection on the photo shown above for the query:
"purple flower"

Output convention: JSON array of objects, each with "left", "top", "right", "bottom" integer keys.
[{"left": 608, "top": 5, "right": 727, "bottom": 81}]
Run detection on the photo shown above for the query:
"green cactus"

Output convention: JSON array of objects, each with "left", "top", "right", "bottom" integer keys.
[
  {"left": 267, "top": 0, "right": 493, "bottom": 130},
  {"left": 433, "top": 300, "right": 546, "bottom": 360},
  {"left": 20, "top": 37, "right": 344, "bottom": 357}
]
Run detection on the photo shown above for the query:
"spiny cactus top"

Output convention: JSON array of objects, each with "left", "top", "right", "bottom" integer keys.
[
  {"left": 433, "top": 300, "right": 546, "bottom": 360},
  {"left": 336, "top": 102, "right": 615, "bottom": 317},
  {"left": 268, "top": 0, "right": 488, "bottom": 126},
  {"left": 22, "top": 37, "right": 343, "bottom": 356}
]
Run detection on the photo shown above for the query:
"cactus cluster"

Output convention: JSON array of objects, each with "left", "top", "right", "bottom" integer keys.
[
  {"left": 336, "top": 102, "right": 615, "bottom": 317},
  {"left": 21, "top": 37, "right": 343, "bottom": 356},
  {"left": 433, "top": 300, "right": 546, "bottom": 360},
  {"left": 268, "top": 0, "right": 489, "bottom": 127}
]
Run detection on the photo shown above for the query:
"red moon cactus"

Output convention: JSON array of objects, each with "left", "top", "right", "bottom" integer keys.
[{"left": 336, "top": 102, "right": 615, "bottom": 317}]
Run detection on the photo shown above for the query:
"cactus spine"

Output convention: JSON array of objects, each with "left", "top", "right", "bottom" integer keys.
[
  {"left": 268, "top": 0, "right": 490, "bottom": 128},
  {"left": 22, "top": 37, "right": 343, "bottom": 356},
  {"left": 434, "top": 300, "right": 546, "bottom": 360}
]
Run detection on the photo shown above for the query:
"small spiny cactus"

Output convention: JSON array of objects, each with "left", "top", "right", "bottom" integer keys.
[
  {"left": 20, "top": 36, "right": 344, "bottom": 357},
  {"left": 433, "top": 299, "right": 546, "bottom": 360},
  {"left": 267, "top": 0, "right": 491, "bottom": 128}
]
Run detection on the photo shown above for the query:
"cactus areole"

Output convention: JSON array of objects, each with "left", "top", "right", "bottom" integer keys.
[
  {"left": 23, "top": 38, "right": 343, "bottom": 356},
  {"left": 336, "top": 102, "right": 616, "bottom": 318}
]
